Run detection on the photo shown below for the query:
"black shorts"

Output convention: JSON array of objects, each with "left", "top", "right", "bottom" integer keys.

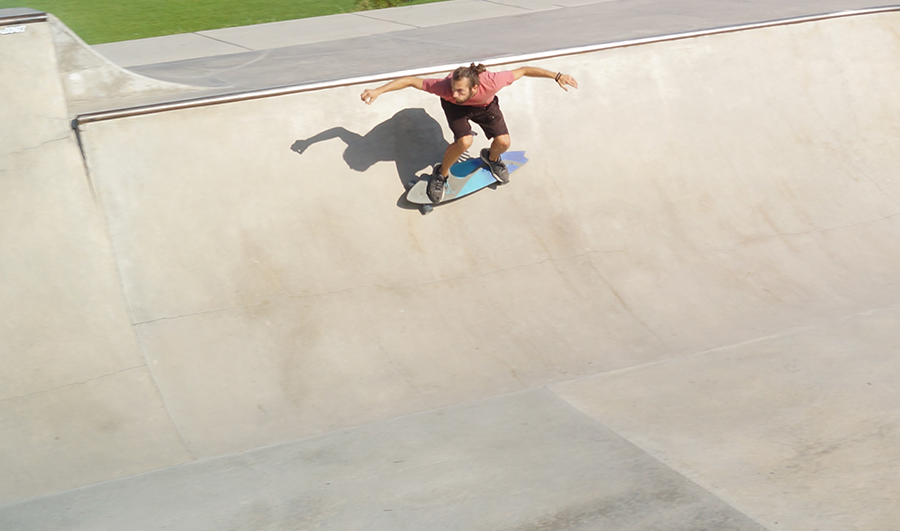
[{"left": 440, "top": 96, "right": 509, "bottom": 141}]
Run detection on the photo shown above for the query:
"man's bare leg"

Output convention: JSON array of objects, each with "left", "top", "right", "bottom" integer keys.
[
  {"left": 428, "top": 134, "right": 472, "bottom": 202},
  {"left": 488, "top": 134, "right": 511, "bottom": 161},
  {"left": 480, "top": 134, "right": 511, "bottom": 184},
  {"left": 439, "top": 135, "right": 474, "bottom": 176}
]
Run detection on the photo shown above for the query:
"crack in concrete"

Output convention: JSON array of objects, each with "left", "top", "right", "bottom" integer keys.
[
  {"left": 857, "top": 168, "right": 900, "bottom": 209},
  {"left": 484, "top": 0, "right": 531, "bottom": 11},
  {"left": 0, "top": 133, "right": 71, "bottom": 159},
  {"left": 583, "top": 256, "right": 671, "bottom": 351},
  {"left": 0, "top": 365, "right": 146, "bottom": 404},
  {"left": 352, "top": 12, "right": 420, "bottom": 30},
  {"left": 194, "top": 32, "right": 253, "bottom": 52}
]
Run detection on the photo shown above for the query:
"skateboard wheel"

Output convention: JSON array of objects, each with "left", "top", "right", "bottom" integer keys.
[{"left": 420, "top": 205, "right": 434, "bottom": 215}]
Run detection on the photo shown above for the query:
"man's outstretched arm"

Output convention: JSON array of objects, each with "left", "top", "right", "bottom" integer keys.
[
  {"left": 511, "top": 66, "right": 578, "bottom": 91},
  {"left": 360, "top": 77, "right": 425, "bottom": 104}
]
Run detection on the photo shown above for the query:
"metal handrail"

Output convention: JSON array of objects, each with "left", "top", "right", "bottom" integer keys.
[{"left": 0, "top": 11, "right": 47, "bottom": 26}]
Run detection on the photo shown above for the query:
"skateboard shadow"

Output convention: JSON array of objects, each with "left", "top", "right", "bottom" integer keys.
[{"left": 291, "top": 108, "right": 448, "bottom": 208}]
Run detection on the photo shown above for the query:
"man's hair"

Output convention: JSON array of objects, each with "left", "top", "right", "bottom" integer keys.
[{"left": 452, "top": 63, "right": 487, "bottom": 88}]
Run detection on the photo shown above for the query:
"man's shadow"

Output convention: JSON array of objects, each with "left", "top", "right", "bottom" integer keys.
[{"left": 291, "top": 108, "right": 448, "bottom": 206}]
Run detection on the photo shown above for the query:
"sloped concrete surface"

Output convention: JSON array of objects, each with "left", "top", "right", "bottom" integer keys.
[
  {"left": 0, "top": 16, "right": 192, "bottom": 504},
  {"left": 552, "top": 306, "right": 900, "bottom": 530},
  {"left": 47, "top": 14, "right": 199, "bottom": 113},
  {"left": 2, "top": 4, "right": 899, "bottom": 530}
]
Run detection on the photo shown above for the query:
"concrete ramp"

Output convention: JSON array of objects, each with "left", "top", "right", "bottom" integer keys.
[
  {"left": 46, "top": 13, "right": 202, "bottom": 114},
  {"left": 2, "top": 8, "right": 900, "bottom": 530},
  {"left": 0, "top": 10, "right": 193, "bottom": 504}
]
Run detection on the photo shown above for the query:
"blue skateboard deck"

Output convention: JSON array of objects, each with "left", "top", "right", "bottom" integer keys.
[{"left": 406, "top": 151, "right": 529, "bottom": 213}]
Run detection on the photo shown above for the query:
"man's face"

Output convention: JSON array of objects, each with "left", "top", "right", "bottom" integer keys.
[{"left": 451, "top": 79, "right": 478, "bottom": 103}]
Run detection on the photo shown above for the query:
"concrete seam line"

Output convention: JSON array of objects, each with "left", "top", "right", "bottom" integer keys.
[
  {"left": 544, "top": 301, "right": 900, "bottom": 387},
  {"left": 352, "top": 12, "right": 420, "bottom": 29},
  {"left": 71, "top": 5, "right": 900, "bottom": 126},
  {"left": 0, "top": 366, "right": 147, "bottom": 404},
  {"left": 193, "top": 31, "right": 254, "bottom": 52}
]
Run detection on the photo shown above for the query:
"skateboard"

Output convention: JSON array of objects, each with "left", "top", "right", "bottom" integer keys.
[{"left": 406, "top": 151, "right": 529, "bottom": 214}]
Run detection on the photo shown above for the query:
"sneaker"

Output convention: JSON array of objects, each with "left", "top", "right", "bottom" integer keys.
[
  {"left": 480, "top": 148, "right": 509, "bottom": 184},
  {"left": 427, "top": 164, "right": 446, "bottom": 203}
]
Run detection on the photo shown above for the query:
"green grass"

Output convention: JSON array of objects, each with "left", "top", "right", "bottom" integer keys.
[{"left": 0, "top": 0, "right": 446, "bottom": 44}]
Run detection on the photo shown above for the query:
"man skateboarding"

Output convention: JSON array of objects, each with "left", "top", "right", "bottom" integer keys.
[{"left": 360, "top": 64, "right": 578, "bottom": 202}]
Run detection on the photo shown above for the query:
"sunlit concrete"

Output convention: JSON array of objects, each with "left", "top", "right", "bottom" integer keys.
[{"left": 2, "top": 4, "right": 899, "bottom": 530}]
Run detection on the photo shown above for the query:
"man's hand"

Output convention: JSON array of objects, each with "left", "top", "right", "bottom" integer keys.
[
  {"left": 556, "top": 73, "right": 578, "bottom": 92},
  {"left": 360, "top": 88, "right": 381, "bottom": 105},
  {"left": 360, "top": 77, "right": 424, "bottom": 104},
  {"left": 511, "top": 67, "right": 579, "bottom": 91}
]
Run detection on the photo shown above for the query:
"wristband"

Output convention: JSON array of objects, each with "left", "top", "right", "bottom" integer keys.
[{"left": 555, "top": 72, "right": 562, "bottom": 82}]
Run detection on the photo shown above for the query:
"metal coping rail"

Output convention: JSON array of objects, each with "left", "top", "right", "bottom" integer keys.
[
  {"left": 72, "top": 5, "right": 899, "bottom": 127},
  {"left": 0, "top": 11, "right": 47, "bottom": 26}
]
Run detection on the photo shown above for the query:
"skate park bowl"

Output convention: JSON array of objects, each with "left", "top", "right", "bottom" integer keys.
[{"left": 2, "top": 5, "right": 900, "bottom": 530}]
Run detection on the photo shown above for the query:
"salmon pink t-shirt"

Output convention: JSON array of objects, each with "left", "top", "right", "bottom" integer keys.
[{"left": 422, "top": 70, "right": 515, "bottom": 106}]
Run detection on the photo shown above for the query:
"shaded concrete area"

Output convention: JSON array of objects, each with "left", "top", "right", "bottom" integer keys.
[
  {"left": 553, "top": 306, "right": 900, "bottom": 530},
  {"left": 0, "top": 390, "right": 767, "bottom": 531},
  {"left": 2, "top": 4, "right": 900, "bottom": 530}
]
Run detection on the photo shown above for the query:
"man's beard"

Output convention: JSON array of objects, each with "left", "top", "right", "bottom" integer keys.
[{"left": 454, "top": 91, "right": 475, "bottom": 104}]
